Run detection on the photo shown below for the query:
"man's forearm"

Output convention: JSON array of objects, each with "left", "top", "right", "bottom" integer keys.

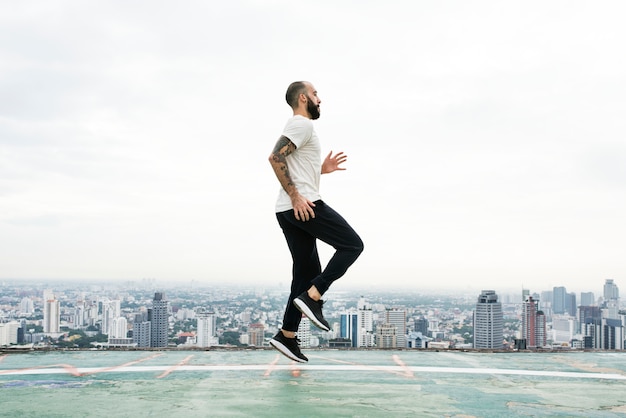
[
  {"left": 269, "top": 156, "right": 298, "bottom": 198},
  {"left": 269, "top": 136, "right": 299, "bottom": 198}
]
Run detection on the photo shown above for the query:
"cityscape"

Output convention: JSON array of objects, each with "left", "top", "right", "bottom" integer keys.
[{"left": 1, "top": 278, "right": 624, "bottom": 352}]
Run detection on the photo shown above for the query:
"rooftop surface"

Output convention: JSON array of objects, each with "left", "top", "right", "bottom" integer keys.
[{"left": 1, "top": 350, "right": 626, "bottom": 417}]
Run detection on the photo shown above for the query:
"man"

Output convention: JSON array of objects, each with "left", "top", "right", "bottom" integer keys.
[{"left": 268, "top": 81, "right": 364, "bottom": 362}]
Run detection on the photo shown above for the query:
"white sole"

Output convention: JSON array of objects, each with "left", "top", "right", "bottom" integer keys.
[
  {"left": 293, "top": 298, "right": 330, "bottom": 331},
  {"left": 269, "top": 339, "right": 307, "bottom": 363}
]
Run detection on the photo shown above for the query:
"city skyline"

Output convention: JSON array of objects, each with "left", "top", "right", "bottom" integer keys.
[
  {"left": 1, "top": 275, "right": 620, "bottom": 298},
  {"left": 1, "top": 2, "right": 625, "bottom": 292},
  {"left": 2, "top": 277, "right": 624, "bottom": 353}
]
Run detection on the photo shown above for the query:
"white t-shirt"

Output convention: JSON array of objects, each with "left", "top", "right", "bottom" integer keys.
[{"left": 275, "top": 115, "right": 322, "bottom": 212}]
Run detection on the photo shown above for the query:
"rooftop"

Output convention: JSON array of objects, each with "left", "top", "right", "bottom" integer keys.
[{"left": 2, "top": 350, "right": 626, "bottom": 417}]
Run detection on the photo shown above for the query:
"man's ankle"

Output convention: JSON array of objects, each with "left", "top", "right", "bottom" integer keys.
[
  {"left": 281, "top": 329, "right": 296, "bottom": 339},
  {"left": 307, "top": 286, "right": 322, "bottom": 302}
]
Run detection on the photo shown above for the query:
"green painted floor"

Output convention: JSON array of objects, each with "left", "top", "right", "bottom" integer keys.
[{"left": 1, "top": 350, "right": 625, "bottom": 417}]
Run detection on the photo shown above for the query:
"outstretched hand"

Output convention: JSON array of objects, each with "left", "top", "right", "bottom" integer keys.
[{"left": 322, "top": 151, "right": 347, "bottom": 174}]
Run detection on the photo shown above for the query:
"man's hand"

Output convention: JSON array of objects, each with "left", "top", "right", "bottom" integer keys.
[
  {"left": 322, "top": 151, "right": 347, "bottom": 174},
  {"left": 291, "top": 193, "right": 316, "bottom": 221}
]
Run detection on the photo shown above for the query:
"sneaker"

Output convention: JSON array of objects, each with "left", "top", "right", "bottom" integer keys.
[
  {"left": 293, "top": 292, "right": 331, "bottom": 331},
  {"left": 269, "top": 331, "right": 308, "bottom": 363}
]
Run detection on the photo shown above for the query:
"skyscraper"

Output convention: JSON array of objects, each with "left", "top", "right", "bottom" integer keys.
[
  {"left": 20, "top": 297, "right": 34, "bottom": 316},
  {"left": 0, "top": 322, "right": 20, "bottom": 346},
  {"left": 415, "top": 317, "right": 429, "bottom": 335},
  {"left": 111, "top": 317, "right": 128, "bottom": 339},
  {"left": 133, "top": 312, "right": 151, "bottom": 348},
  {"left": 565, "top": 292, "right": 577, "bottom": 317},
  {"left": 247, "top": 323, "right": 265, "bottom": 347},
  {"left": 357, "top": 297, "right": 374, "bottom": 347},
  {"left": 579, "top": 305, "right": 601, "bottom": 337},
  {"left": 73, "top": 301, "right": 86, "bottom": 329},
  {"left": 603, "top": 279, "right": 620, "bottom": 319},
  {"left": 149, "top": 292, "right": 169, "bottom": 348},
  {"left": 553, "top": 286, "right": 566, "bottom": 315},
  {"left": 376, "top": 323, "right": 397, "bottom": 348},
  {"left": 386, "top": 308, "right": 407, "bottom": 348},
  {"left": 340, "top": 312, "right": 358, "bottom": 347},
  {"left": 43, "top": 297, "right": 60, "bottom": 334},
  {"left": 101, "top": 298, "right": 121, "bottom": 336},
  {"left": 604, "top": 279, "right": 619, "bottom": 300},
  {"left": 196, "top": 311, "right": 217, "bottom": 348},
  {"left": 580, "top": 292, "right": 595, "bottom": 307},
  {"left": 551, "top": 316, "right": 575, "bottom": 344},
  {"left": 535, "top": 310, "right": 547, "bottom": 347},
  {"left": 584, "top": 317, "right": 624, "bottom": 350},
  {"left": 522, "top": 296, "right": 546, "bottom": 348},
  {"left": 601, "top": 318, "right": 624, "bottom": 350},
  {"left": 473, "top": 290, "right": 503, "bottom": 349}
]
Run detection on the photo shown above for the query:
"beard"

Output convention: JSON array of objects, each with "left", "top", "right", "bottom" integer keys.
[{"left": 306, "top": 96, "right": 321, "bottom": 120}]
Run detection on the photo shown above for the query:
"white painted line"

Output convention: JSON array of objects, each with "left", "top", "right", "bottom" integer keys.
[{"left": 1, "top": 364, "right": 625, "bottom": 380}]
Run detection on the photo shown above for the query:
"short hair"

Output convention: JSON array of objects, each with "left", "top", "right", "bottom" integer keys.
[{"left": 285, "top": 81, "right": 308, "bottom": 108}]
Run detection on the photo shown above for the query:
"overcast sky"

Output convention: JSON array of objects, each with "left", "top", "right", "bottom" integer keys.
[{"left": 1, "top": 1, "right": 625, "bottom": 296}]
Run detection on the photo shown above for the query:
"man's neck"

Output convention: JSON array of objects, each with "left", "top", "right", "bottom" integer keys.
[{"left": 293, "top": 108, "right": 311, "bottom": 119}]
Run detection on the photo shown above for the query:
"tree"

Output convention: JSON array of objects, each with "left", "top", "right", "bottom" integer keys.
[{"left": 220, "top": 331, "right": 242, "bottom": 346}]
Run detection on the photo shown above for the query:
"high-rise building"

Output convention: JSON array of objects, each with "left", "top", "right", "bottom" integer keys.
[
  {"left": 579, "top": 305, "right": 601, "bottom": 335},
  {"left": 603, "top": 279, "right": 620, "bottom": 320},
  {"left": 580, "top": 292, "right": 595, "bottom": 307},
  {"left": 386, "top": 308, "right": 407, "bottom": 348},
  {"left": 73, "top": 301, "right": 86, "bottom": 329},
  {"left": 553, "top": 286, "right": 566, "bottom": 315},
  {"left": 565, "top": 292, "right": 577, "bottom": 317},
  {"left": 340, "top": 312, "right": 358, "bottom": 348},
  {"left": 20, "top": 297, "right": 34, "bottom": 316},
  {"left": 196, "top": 311, "right": 217, "bottom": 348},
  {"left": 357, "top": 297, "right": 374, "bottom": 348},
  {"left": 535, "top": 310, "right": 547, "bottom": 347},
  {"left": 584, "top": 318, "right": 624, "bottom": 350},
  {"left": 247, "top": 323, "right": 265, "bottom": 347},
  {"left": 540, "top": 290, "right": 553, "bottom": 318},
  {"left": 473, "top": 290, "right": 503, "bottom": 349},
  {"left": 107, "top": 316, "right": 132, "bottom": 346},
  {"left": 580, "top": 280, "right": 623, "bottom": 349},
  {"left": 414, "top": 317, "right": 429, "bottom": 335},
  {"left": 297, "top": 317, "right": 312, "bottom": 348},
  {"left": 551, "top": 316, "right": 575, "bottom": 344},
  {"left": 86, "top": 303, "right": 98, "bottom": 328},
  {"left": 339, "top": 299, "right": 376, "bottom": 348},
  {"left": 521, "top": 296, "right": 546, "bottom": 348},
  {"left": 604, "top": 279, "right": 619, "bottom": 301},
  {"left": 111, "top": 317, "right": 128, "bottom": 339},
  {"left": 376, "top": 323, "right": 397, "bottom": 348},
  {"left": 601, "top": 319, "right": 624, "bottom": 350},
  {"left": 149, "top": 292, "right": 169, "bottom": 348},
  {"left": 43, "top": 297, "right": 60, "bottom": 334},
  {"left": 133, "top": 312, "right": 151, "bottom": 348},
  {"left": 0, "top": 322, "right": 21, "bottom": 346},
  {"left": 101, "top": 299, "right": 121, "bottom": 336}
]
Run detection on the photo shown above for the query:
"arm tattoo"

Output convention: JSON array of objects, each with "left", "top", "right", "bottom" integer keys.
[
  {"left": 271, "top": 136, "right": 296, "bottom": 157},
  {"left": 270, "top": 136, "right": 297, "bottom": 190}
]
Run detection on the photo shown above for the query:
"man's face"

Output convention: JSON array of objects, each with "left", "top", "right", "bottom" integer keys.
[{"left": 304, "top": 85, "right": 321, "bottom": 120}]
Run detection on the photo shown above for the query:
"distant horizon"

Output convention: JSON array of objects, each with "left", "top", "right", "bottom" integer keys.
[{"left": 2, "top": 276, "right": 619, "bottom": 301}]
